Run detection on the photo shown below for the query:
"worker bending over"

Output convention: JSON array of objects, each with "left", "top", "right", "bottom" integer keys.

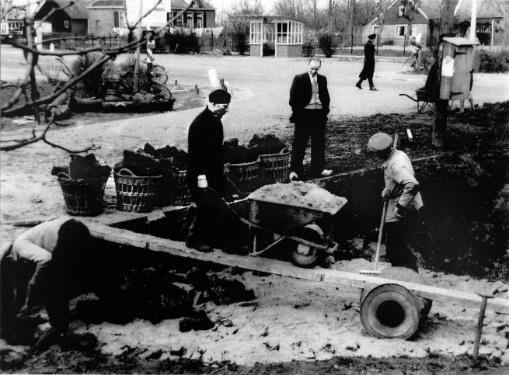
[{"left": 0, "top": 217, "right": 97, "bottom": 348}]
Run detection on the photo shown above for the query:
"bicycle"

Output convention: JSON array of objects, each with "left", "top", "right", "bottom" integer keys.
[
  {"left": 403, "top": 44, "right": 422, "bottom": 71},
  {"left": 119, "top": 56, "right": 170, "bottom": 97}
]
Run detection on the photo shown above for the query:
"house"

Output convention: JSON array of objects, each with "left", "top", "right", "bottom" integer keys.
[
  {"left": 88, "top": 0, "right": 173, "bottom": 36},
  {"left": 248, "top": 16, "right": 304, "bottom": 57},
  {"left": 33, "top": 0, "right": 91, "bottom": 36},
  {"left": 170, "top": 0, "right": 216, "bottom": 29},
  {"left": 362, "top": 0, "right": 505, "bottom": 47}
]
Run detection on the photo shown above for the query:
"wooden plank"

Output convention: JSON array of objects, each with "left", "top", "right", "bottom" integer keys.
[{"left": 85, "top": 222, "right": 509, "bottom": 315}]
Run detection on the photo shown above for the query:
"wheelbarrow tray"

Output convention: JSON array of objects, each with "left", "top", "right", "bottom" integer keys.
[{"left": 247, "top": 198, "right": 331, "bottom": 235}]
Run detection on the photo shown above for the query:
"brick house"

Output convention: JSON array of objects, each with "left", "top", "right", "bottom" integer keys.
[
  {"left": 170, "top": 0, "right": 215, "bottom": 29},
  {"left": 362, "top": 0, "right": 505, "bottom": 47},
  {"left": 34, "top": 0, "right": 91, "bottom": 36}
]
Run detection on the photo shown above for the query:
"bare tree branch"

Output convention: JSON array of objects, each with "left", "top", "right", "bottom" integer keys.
[
  {"left": 42, "top": 137, "right": 100, "bottom": 153},
  {"left": 128, "top": 0, "right": 164, "bottom": 30}
]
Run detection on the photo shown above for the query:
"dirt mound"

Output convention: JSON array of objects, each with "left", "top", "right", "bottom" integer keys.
[
  {"left": 51, "top": 154, "right": 111, "bottom": 180},
  {"left": 248, "top": 181, "right": 348, "bottom": 215},
  {"left": 224, "top": 134, "right": 287, "bottom": 164}
]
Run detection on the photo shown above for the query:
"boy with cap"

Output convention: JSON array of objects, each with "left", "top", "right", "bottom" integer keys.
[
  {"left": 356, "top": 34, "right": 377, "bottom": 91},
  {"left": 367, "top": 132, "right": 423, "bottom": 271},
  {"left": 186, "top": 89, "right": 247, "bottom": 253}
]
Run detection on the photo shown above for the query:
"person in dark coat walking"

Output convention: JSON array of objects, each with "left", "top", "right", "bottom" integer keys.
[
  {"left": 186, "top": 89, "right": 247, "bottom": 253},
  {"left": 356, "top": 33, "right": 377, "bottom": 90},
  {"left": 289, "top": 58, "right": 331, "bottom": 180}
]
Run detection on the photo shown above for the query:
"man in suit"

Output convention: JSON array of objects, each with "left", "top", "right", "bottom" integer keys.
[{"left": 289, "top": 58, "right": 332, "bottom": 180}]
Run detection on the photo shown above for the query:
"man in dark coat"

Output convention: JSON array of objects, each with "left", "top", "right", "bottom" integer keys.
[
  {"left": 356, "top": 33, "right": 377, "bottom": 90},
  {"left": 289, "top": 58, "right": 331, "bottom": 180},
  {"left": 186, "top": 89, "right": 247, "bottom": 253}
]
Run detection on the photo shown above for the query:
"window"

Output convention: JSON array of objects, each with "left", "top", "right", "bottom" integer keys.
[
  {"left": 64, "top": 20, "right": 70, "bottom": 29},
  {"left": 395, "top": 25, "right": 406, "bottom": 37},
  {"left": 250, "top": 21, "right": 262, "bottom": 44},
  {"left": 276, "top": 21, "right": 302, "bottom": 44},
  {"left": 185, "top": 12, "right": 193, "bottom": 28},
  {"left": 96, "top": 20, "right": 100, "bottom": 28},
  {"left": 171, "top": 11, "right": 183, "bottom": 27},
  {"left": 398, "top": 5, "right": 405, "bottom": 17},
  {"left": 195, "top": 12, "right": 203, "bottom": 28},
  {"left": 114, "top": 11, "right": 120, "bottom": 27}
]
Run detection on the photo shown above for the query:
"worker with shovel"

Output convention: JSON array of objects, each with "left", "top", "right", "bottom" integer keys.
[{"left": 368, "top": 132, "right": 423, "bottom": 271}]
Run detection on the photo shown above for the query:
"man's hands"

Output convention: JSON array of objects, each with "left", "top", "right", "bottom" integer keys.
[
  {"left": 394, "top": 203, "right": 408, "bottom": 219},
  {"left": 197, "top": 175, "right": 208, "bottom": 189}
]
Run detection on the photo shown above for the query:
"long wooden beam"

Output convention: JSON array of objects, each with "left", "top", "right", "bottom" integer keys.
[{"left": 84, "top": 221, "right": 509, "bottom": 315}]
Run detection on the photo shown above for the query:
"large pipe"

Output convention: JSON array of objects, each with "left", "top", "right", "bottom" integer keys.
[{"left": 360, "top": 267, "right": 433, "bottom": 340}]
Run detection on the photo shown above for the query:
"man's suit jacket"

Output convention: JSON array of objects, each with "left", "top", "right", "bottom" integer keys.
[{"left": 289, "top": 73, "right": 330, "bottom": 123}]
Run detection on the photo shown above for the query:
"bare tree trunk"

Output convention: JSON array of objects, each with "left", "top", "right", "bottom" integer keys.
[
  {"left": 432, "top": 0, "right": 457, "bottom": 148},
  {"left": 26, "top": 22, "right": 40, "bottom": 124}
]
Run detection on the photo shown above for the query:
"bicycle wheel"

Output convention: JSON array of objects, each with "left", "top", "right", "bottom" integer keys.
[
  {"left": 141, "top": 82, "right": 172, "bottom": 100},
  {"left": 150, "top": 65, "right": 168, "bottom": 85}
]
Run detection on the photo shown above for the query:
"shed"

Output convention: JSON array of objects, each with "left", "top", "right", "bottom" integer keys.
[
  {"left": 34, "top": 0, "right": 91, "bottom": 36},
  {"left": 248, "top": 16, "right": 304, "bottom": 57}
]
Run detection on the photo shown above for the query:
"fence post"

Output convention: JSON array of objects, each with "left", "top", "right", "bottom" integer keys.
[
  {"left": 211, "top": 29, "right": 214, "bottom": 52},
  {"left": 403, "top": 34, "right": 406, "bottom": 56}
]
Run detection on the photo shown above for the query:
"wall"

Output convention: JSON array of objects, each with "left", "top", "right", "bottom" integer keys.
[
  {"left": 88, "top": 9, "right": 123, "bottom": 36},
  {"left": 72, "top": 20, "right": 87, "bottom": 36},
  {"left": 205, "top": 11, "right": 215, "bottom": 28},
  {"left": 276, "top": 44, "right": 301, "bottom": 57},
  {"left": 249, "top": 44, "right": 261, "bottom": 56}
]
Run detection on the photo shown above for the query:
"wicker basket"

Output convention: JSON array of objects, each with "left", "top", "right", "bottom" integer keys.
[
  {"left": 162, "top": 169, "right": 189, "bottom": 206},
  {"left": 259, "top": 148, "right": 291, "bottom": 183},
  {"left": 57, "top": 172, "right": 109, "bottom": 216},
  {"left": 114, "top": 168, "right": 162, "bottom": 212},
  {"left": 228, "top": 160, "right": 260, "bottom": 183}
]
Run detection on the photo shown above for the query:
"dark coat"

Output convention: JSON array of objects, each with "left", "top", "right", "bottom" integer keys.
[
  {"left": 359, "top": 41, "right": 375, "bottom": 79},
  {"left": 289, "top": 72, "right": 330, "bottom": 123},
  {"left": 187, "top": 107, "right": 225, "bottom": 197}
]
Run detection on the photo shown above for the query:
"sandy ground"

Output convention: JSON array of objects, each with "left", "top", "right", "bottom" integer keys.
[{"left": 1, "top": 46, "right": 509, "bottom": 370}]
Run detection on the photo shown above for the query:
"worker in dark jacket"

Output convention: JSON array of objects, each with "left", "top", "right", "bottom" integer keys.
[
  {"left": 368, "top": 132, "right": 423, "bottom": 271},
  {"left": 186, "top": 89, "right": 247, "bottom": 253},
  {"left": 0, "top": 217, "right": 96, "bottom": 349},
  {"left": 289, "top": 58, "right": 331, "bottom": 180},
  {"left": 356, "top": 33, "right": 377, "bottom": 90}
]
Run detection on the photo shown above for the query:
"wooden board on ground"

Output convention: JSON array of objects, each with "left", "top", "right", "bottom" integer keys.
[{"left": 84, "top": 221, "right": 509, "bottom": 315}]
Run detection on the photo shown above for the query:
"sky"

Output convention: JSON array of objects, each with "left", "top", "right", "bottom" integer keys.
[{"left": 207, "top": 0, "right": 330, "bottom": 15}]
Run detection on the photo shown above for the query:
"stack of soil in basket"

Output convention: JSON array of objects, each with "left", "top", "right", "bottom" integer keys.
[
  {"left": 224, "top": 134, "right": 289, "bottom": 192},
  {"left": 52, "top": 154, "right": 111, "bottom": 216},
  {"left": 114, "top": 144, "right": 188, "bottom": 212}
]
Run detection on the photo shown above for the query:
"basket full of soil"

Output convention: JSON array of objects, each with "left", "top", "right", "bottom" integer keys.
[
  {"left": 114, "top": 150, "right": 163, "bottom": 212},
  {"left": 52, "top": 154, "right": 111, "bottom": 216},
  {"left": 141, "top": 143, "right": 189, "bottom": 206}
]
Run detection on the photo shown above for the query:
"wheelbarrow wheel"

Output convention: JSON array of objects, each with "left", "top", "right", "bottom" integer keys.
[
  {"left": 290, "top": 223, "right": 324, "bottom": 268},
  {"left": 291, "top": 244, "right": 319, "bottom": 267}
]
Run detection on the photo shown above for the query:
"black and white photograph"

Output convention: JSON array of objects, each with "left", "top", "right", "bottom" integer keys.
[{"left": 1, "top": 0, "right": 508, "bottom": 373}]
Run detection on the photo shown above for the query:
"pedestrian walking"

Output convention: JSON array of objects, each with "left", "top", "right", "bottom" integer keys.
[
  {"left": 356, "top": 33, "right": 377, "bottom": 91},
  {"left": 289, "top": 58, "right": 332, "bottom": 180},
  {"left": 367, "top": 132, "right": 424, "bottom": 271}
]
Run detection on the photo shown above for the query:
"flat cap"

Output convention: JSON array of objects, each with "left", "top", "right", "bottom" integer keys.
[
  {"left": 368, "top": 33, "right": 376, "bottom": 39},
  {"left": 368, "top": 132, "right": 393, "bottom": 151},
  {"left": 209, "top": 89, "right": 231, "bottom": 104}
]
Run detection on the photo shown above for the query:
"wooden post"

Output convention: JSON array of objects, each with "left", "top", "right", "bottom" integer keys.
[
  {"left": 350, "top": 0, "right": 354, "bottom": 54},
  {"left": 433, "top": 99, "right": 448, "bottom": 148},
  {"left": 25, "top": 22, "right": 40, "bottom": 124},
  {"left": 470, "top": 0, "right": 477, "bottom": 42},
  {"left": 473, "top": 293, "right": 494, "bottom": 358},
  {"left": 133, "top": 0, "right": 144, "bottom": 92}
]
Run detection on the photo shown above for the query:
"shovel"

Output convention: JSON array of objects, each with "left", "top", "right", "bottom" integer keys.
[{"left": 360, "top": 199, "right": 388, "bottom": 275}]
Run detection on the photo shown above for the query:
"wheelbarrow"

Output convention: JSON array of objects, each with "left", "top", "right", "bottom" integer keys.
[
  {"left": 240, "top": 196, "right": 347, "bottom": 267},
  {"left": 399, "top": 88, "right": 433, "bottom": 114}
]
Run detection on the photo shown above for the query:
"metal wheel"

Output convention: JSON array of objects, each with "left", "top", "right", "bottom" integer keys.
[
  {"left": 141, "top": 82, "right": 172, "bottom": 100},
  {"left": 150, "top": 64, "right": 168, "bottom": 85},
  {"left": 290, "top": 223, "right": 324, "bottom": 268}
]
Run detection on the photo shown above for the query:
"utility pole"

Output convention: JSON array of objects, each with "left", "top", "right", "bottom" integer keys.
[
  {"left": 133, "top": 0, "right": 144, "bottom": 92},
  {"left": 470, "top": 0, "right": 477, "bottom": 42},
  {"left": 328, "top": 0, "right": 332, "bottom": 34}
]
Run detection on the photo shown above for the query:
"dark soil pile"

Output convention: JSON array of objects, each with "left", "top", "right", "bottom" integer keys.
[
  {"left": 142, "top": 142, "right": 188, "bottom": 170},
  {"left": 224, "top": 134, "right": 286, "bottom": 164},
  {"left": 51, "top": 154, "right": 111, "bottom": 179}
]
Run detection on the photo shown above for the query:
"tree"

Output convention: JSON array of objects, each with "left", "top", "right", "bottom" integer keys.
[
  {"left": 0, "top": 0, "right": 193, "bottom": 152},
  {"left": 431, "top": 0, "right": 459, "bottom": 148}
]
